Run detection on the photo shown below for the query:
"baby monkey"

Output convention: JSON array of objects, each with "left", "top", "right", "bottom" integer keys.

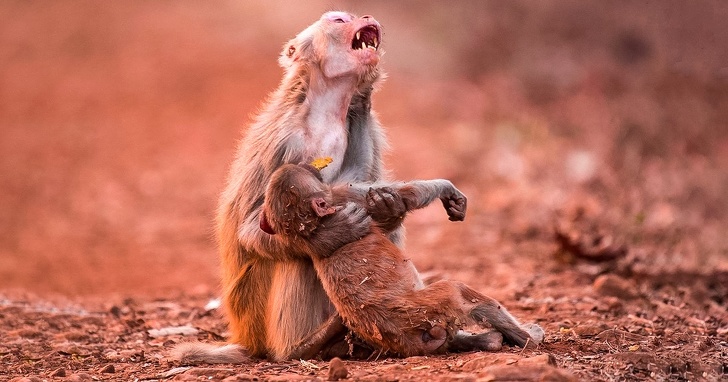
[{"left": 260, "top": 163, "right": 544, "bottom": 357}]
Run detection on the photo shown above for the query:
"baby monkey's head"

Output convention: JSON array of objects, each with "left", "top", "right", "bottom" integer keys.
[{"left": 260, "top": 164, "right": 336, "bottom": 237}]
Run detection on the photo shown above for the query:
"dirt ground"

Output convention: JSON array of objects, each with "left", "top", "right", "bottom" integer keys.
[{"left": 1, "top": 1, "right": 727, "bottom": 381}]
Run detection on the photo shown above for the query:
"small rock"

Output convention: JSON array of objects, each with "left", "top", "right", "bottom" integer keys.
[
  {"left": 593, "top": 274, "right": 638, "bottom": 300},
  {"left": 600, "top": 296, "right": 624, "bottom": 311},
  {"left": 158, "top": 367, "right": 192, "bottom": 379},
  {"left": 595, "top": 329, "right": 647, "bottom": 342},
  {"left": 64, "top": 331, "right": 90, "bottom": 342},
  {"left": 99, "top": 364, "right": 116, "bottom": 373},
  {"left": 15, "top": 329, "right": 44, "bottom": 339},
  {"left": 573, "top": 322, "right": 609, "bottom": 337},
  {"left": 56, "top": 344, "right": 89, "bottom": 356},
  {"left": 222, "top": 374, "right": 260, "bottom": 381},
  {"left": 328, "top": 357, "right": 348, "bottom": 381},
  {"left": 379, "top": 364, "right": 406, "bottom": 373},
  {"left": 172, "top": 375, "right": 200, "bottom": 381},
  {"left": 148, "top": 325, "right": 199, "bottom": 338},
  {"left": 268, "top": 374, "right": 321, "bottom": 381},
  {"left": 438, "top": 373, "right": 477, "bottom": 382},
  {"left": 461, "top": 354, "right": 517, "bottom": 371},
  {"left": 519, "top": 354, "right": 557, "bottom": 366},
  {"left": 205, "top": 298, "right": 222, "bottom": 311},
  {"left": 479, "top": 364, "right": 577, "bottom": 382},
  {"left": 67, "top": 373, "right": 93, "bottom": 382},
  {"left": 608, "top": 352, "right": 660, "bottom": 370},
  {"left": 10, "top": 378, "right": 43, "bottom": 382},
  {"left": 50, "top": 368, "right": 66, "bottom": 377},
  {"left": 109, "top": 305, "right": 122, "bottom": 317},
  {"left": 185, "top": 367, "right": 236, "bottom": 379}
]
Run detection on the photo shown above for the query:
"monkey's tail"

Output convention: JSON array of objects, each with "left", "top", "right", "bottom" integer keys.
[{"left": 171, "top": 342, "right": 249, "bottom": 365}]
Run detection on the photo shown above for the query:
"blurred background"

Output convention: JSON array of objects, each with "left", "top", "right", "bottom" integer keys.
[{"left": 1, "top": 1, "right": 726, "bottom": 297}]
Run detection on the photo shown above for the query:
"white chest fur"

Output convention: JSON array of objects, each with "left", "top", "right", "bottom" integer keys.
[
  {"left": 304, "top": 114, "right": 347, "bottom": 183},
  {"left": 303, "top": 80, "right": 353, "bottom": 183}
]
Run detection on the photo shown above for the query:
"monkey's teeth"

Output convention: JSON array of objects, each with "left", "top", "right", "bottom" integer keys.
[
  {"left": 356, "top": 31, "right": 361, "bottom": 40},
  {"left": 362, "top": 41, "right": 367, "bottom": 50},
  {"left": 373, "top": 37, "right": 378, "bottom": 47}
]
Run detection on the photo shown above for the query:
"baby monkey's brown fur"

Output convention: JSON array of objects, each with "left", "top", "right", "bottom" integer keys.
[{"left": 261, "top": 164, "right": 545, "bottom": 357}]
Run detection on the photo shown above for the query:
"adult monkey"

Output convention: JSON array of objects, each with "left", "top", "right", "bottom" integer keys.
[
  {"left": 174, "top": 11, "right": 401, "bottom": 363},
  {"left": 174, "top": 11, "right": 471, "bottom": 364}
]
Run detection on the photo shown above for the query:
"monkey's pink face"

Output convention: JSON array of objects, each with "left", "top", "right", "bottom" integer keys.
[{"left": 280, "top": 11, "right": 382, "bottom": 82}]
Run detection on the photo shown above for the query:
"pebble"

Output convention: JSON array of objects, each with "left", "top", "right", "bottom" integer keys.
[
  {"left": 328, "top": 357, "right": 348, "bottom": 381},
  {"left": 50, "top": 368, "right": 66, "bottom": 377},
  {"left": 593, "top": 274, "right": 638, "bottom": 300},
  {"left": 99, "top": 364, "right": 116, "bottom": 373},
  {"left": 573, "top": 322, "right": 609, "bottom": 337},
  {"left": 478, "top": 364, "right": 577, "bottom": 382},
  {"left": 66, "top": 373, "right": 93, "bottom": 382}
]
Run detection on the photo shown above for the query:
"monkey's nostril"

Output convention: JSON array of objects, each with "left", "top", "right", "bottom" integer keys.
[{"left": 362, "top": 15, "right": 372, "bottom": 19}]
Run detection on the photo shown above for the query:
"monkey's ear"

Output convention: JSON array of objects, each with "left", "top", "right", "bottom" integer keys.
[
  {"left": 279, "top": 41, "right": 297, "bottom": 68},
  {"left": 259, "top": 210, "right": 276, "bottom": 235},
  {"left": 279, "top": 26, "right": 315, "bottom": 69},
  {"left": 311, "top": 197, "right": 336, "bottom": 217}
]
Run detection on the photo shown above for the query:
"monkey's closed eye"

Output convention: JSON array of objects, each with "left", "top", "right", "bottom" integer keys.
[{"left": 333, "top": 18, "right": 346, "bottom": 23}]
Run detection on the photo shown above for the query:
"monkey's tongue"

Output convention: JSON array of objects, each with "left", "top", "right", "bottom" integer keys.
[{"left": 259, "top": 211, "right": 276, "bottom": 235}]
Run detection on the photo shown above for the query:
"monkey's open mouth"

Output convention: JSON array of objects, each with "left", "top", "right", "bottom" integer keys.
[{"left": 352, "top": 25, "right": 380, "bottom": 51}]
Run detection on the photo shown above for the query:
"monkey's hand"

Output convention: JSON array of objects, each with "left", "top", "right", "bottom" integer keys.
[
  {"left": 366, "top": 187, "right": 407, "bottom": 232},
  {"left": 440, "top": 189, "right": 467, "bottom": 221},
  {"left": 315, "top": 202, "right": 372, "bottom": 255}
]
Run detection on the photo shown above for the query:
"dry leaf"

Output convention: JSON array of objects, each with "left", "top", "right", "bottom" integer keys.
[{"left": 310, "top": 157, "right": 333, "bottom": 170}]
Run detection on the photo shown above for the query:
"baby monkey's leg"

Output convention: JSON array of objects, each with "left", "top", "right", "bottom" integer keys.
[
  {"left": 408, "top": 280, "right": 503, "bottom": 353},
  {"left": 456, "top": 282, "right": 544, "bottom": 348}
]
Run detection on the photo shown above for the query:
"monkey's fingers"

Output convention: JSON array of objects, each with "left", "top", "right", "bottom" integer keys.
[
  {"left": 367, "top": 187, "right": 406, "bottom": 220},
  {"left": 366, "top": 188, "right": 379, "bottom": 207},
  {"left": 377, "top": 187, "right": 404, "bottom": 210},
  {"left": 446, "top": 198, "right": 467, "bottom": 221}
]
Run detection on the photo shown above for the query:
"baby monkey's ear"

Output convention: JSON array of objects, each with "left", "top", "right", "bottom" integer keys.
[
  {"left": 311, "top": 197, "right": 336, "bottom": 217},
  {"left": 259, "top": 210, "right": 276, "bottom": 235}
]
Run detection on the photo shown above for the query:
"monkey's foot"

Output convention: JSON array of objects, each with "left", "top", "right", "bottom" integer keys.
[{"left": 449, "top": 330, "right": 503, "bottom": 352}]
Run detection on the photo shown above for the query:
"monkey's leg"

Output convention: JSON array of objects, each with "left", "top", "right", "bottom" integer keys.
[
  {"left": 265, "top": 261, "right": 333, "bottom": 361},
  {"left": 286, "top": 314, "right": 346, "bottom": 360},
  {"left": 448, "top": 330, "right": 503, "bottom": 352},
  {"left": 456, "top": 282, "right": 544, "bottom": 348},
  {"left": 409, "top": 281, "right": 504, "bottom": 353},
  {"left": 405, "top": 280, "right": 469, "bottom": 353}
]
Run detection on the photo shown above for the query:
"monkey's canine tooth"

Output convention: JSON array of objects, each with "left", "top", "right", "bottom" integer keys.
[
  {"left": 356, "top": 31, "right": 361, "bottom": 40},
  {"left": 362, "top": 41, "right": 367, "bottom": 50}
]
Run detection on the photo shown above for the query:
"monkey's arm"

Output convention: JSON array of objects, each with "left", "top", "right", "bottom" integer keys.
[
  {"left": 345, "top": 179, "right": 467, "bottom": 228},
  {"left": 244, "top": 203, "right": 371, "bottom": 260},
  {"left": 396, "top": 179, "right": 467, "bottom": 221},
  {"left": 308, "top": 202, "right": 372, "bottom": 257}
]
